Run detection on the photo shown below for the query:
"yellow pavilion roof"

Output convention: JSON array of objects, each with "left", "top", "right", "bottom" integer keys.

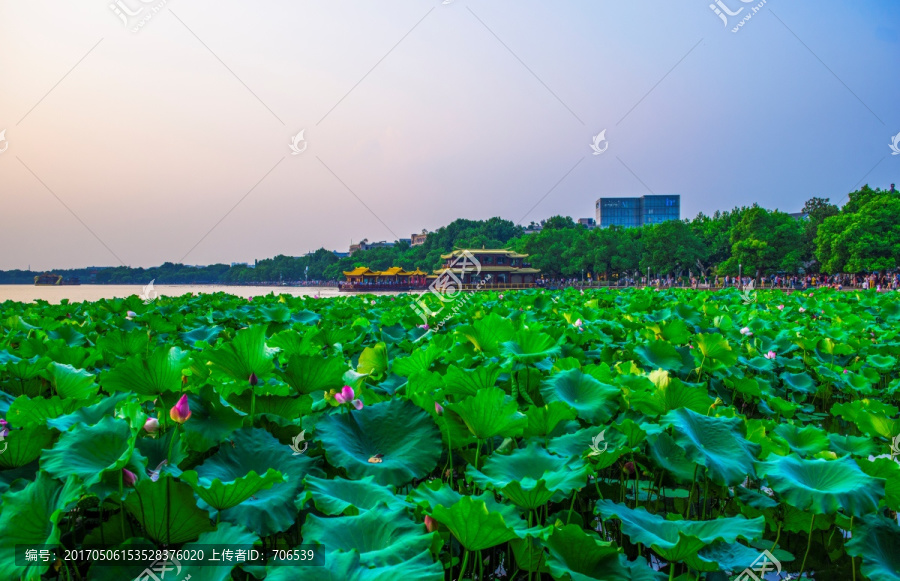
[
  {"left": 343, "top": 267, "right": 377, "bottom": 276},
  {"left": 439, "top": 249, "right": 528, "bottom": 260}
]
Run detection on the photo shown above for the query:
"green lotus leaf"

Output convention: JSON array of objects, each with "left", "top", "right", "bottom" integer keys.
[
  {"left": 544, "top": 524, "right": 664, "bottom": 581},
  {"left": 856, "top": 457, "right": 900, "bottom": 512},
  {"left": 458, "top": 312, "right": 515, "bottom": 355},
  {"left": 866, "top": 353, "right": 897, "bottom": 371},
  {"left": 358, "top": 342, "right": 389, "bottom": 377},
  {"left": 6, "top": 394, "right": 88, "bottom": 428},
  {"left": 180, "top": 325, "right": 223, "bottom": 347},
  {"left": 648, "top": 431, "right": 698, "bottom": 483},
  {"left": 276, "top": 353, "right": 348, "bottom": 394},
  {"left": 266, "top": 549, "right": 442, "bottom": 581},
  {"left": 318, "top": 399, "right": 440, "bottom": 487},
  {"left": 780, "top": 372, "right": 817, "bottom": 395},
  {"left": 45, "top": 362, "right": 98, "bottom": 399},
  {"left": 501, "top": 329, "right": 562, "bottom": 363},
  {"left": 101, "top": 346, "right": 189, "bottom": 398},
  {"left": 447, "top": 387, "right": 527, "bottom": 440},
  {"left": 0, "top": 424, "right": 53, "bottom": 469},
  {"left": 693, "top": 333, "right": 738, "bottom": 371},
  {"left": 45, "top": 392, "right": 129, "bottom": 432},
  {"left": 432, "top": 495, "right": 532, "bottom": 551},
  {"left": 772, "top": 423, "right": 829, "bottom": 457},
  {"left": 697, "top": 543, "right": 793, "bottom": 575},
  {"left": 300, "top": 475, "right": 407, "bottom": 515},
  {"left": 41, "top": 416, "right": 137, "bottom": 488},
  {"left": 661, "top": 408, "right": 760, "bottom": 485},
  {"left": 175, "top": 523, "right": 261, "bottom": 581},
  {"left": 181, "top": 467, "right": 284, "bottom": 511},
  {"left": 523, "top": 401, "right": 578, "bottom": 438},
  {"left": 539, "top": 369, "right": 621, "bottom": 425},
  {"left": 0, "top": 473, "right": 83, "bottom": 580},
  {"left": 630, "top": 378, "right": 714, "bottom": 417},
  {"left": 212, "top": 428, "right": 323, "bottom": 535},
  {"left": 845, "top": 515, "right": 900, "bottom": 581},
  {"left": 206, "top": 325, "right": 277, "bottom": 390},
  {"left": 467, "top": 442, "right": 590, "bottom": 509},
  {"left": 443, "top": 364, "right": 500, "bottom": 397},
  {"left": 302, "top": 508, "right": 434, "bottom": 566},
  {"left": 96, "top": 328, "right": 149, "bottom": 359},
  {"left": 595, "top": 500, "right": 765, "bottom": 571},
  {"left": 124, "top": 473, "right": 215, "bottom": 544},
  {"left": 178, "top": 387, "right": 246, "bottom": 453},
  {"left": 758, "top": 454, "right": 885, "bottom": 516},
  {"left": 827, "top": 433, "right": 877, "bottom": 457},
  {"left": 634, "top": 340, "right": 683, "bottom": 372}
]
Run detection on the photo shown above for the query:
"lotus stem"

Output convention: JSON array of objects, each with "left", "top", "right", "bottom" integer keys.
[
  {"left": 685, "top": 465, "right": 699, "bottom": 519},
  {"left": 118, "top": 470, "right": 126, "bottom": 540},
  {"left": 250, "top": 390, "right": 256, "bottom": 425},
  {"left": 799, "top": 512, "right": 815, "bottom": 578},
  {"left": 567, "top": 492, "right": 577, "bottom": 524},
  {"left": 459, "top": 549, "right": 469, "bottom": 581},
  {"left": 166, "top": 423, "right": 179, "bottom": 467}
]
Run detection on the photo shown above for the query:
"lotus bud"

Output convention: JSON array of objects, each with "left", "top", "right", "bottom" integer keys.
[
  {"left": 335, "top": 386, "right": 355, "bottom": 405},
  {"left": 169, "top": 394, "right": 191, "bottom": 424},
  {"left": 122, "top": 468, "right": 137, "bottom": 487},
  {"left": 143, "top": 417, "right": 159, "bottom": 435},
  {"left": 499, "top": 294, "right": 504, "bottom": 300},
  {"left": 799, "top": 307, "right": 806, "bottom": 313},
  {"left": 435, "top": 402, "right": 444, "bottom": 416},
  {"left": 0, "top": 418, "right": 8, "bottom": 438},
  {"left": 843, "top": 369, "right": 848, "bottom": 374},
  {"left": 574, "top": 319, "right": 583, "bottom": 328},
  {"left": 181, "top": 375, "right": 188, "bottom": 388},
  {"left": 740, "top": 327, "right": 751, "bottom": 335},
  {"left": 623, "top": 461, "right": 635, "bottom": 475},
  {"left": 764, "top": 351, "right": 776, "bottom": 360},
  {"left": 424, "top": 515, "right": 436, "bottom": 532},
  {"left": 249, "top": 372, "right": 259, "bottom": 386}
]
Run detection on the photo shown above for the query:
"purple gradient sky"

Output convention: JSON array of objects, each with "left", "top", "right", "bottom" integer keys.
[{"left": 1, "top": 0, "right": 898, "bottom": 270}]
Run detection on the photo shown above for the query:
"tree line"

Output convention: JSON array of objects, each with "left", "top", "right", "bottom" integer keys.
[{"left": 1, "top": 185, "right": 896, "bottom": 285}]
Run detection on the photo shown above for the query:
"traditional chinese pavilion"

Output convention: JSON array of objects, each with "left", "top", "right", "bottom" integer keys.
[
  {"left": 341, "top": 267, "right": 429, "bottom": 291},
  {"left": 434, "top": 249, "right": 540, "bottom": 286}
]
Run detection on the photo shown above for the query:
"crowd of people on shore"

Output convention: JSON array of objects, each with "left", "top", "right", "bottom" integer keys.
[{"left": 535, "top": 273, "right": 900, "bottom": 292}]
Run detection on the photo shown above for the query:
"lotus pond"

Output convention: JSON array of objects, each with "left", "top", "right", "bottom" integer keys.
[{"left": 1, "top": 288, "right": 899, "bottom": 580}]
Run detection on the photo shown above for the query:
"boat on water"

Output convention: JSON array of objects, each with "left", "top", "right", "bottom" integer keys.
[{"left": 34, "top": 274, "right": 81, "bottom": 286}]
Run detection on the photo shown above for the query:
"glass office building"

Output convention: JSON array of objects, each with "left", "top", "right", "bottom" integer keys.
[{"left": 595, "top": 195, "right": 680, "bottom": 228}]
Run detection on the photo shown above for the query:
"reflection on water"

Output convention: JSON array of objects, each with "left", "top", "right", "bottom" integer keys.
[{"left": 0, "top": 285, "right": 406, "bottom": 304}]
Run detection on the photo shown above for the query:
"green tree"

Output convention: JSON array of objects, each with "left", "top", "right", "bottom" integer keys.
[
  {"left": 640, "top": 220, "right": 705, "bottom": 276},
  {"left": 720, "top": 207, "right": 804, "bottom": 278},
  {"left": 816, "top": 191, "right": 900, "bottom": 273}
]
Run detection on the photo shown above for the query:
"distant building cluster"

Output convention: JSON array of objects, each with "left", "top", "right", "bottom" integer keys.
[{"left": 595, "top": 195, "right": 680, "bottom": 228}]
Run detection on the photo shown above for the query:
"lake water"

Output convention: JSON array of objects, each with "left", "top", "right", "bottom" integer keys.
[{"left": 0, "top": 284, "right": 362, "bottom": 304}]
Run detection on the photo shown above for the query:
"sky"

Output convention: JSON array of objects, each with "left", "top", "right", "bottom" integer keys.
[{"left": 1, "top": 0, "right": 898, "bottom": 270}]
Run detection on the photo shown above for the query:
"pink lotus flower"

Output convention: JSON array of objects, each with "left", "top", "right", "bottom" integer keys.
[
  {"left": 0, "top": 418, "right": 8, "bottom": 438},
  {"left": 424, "top": 515, "right": 436, "bottom": 532},
  {"left": 574, "top": 319, "right": 583, "bottom": 328},
  {"left": 248, "top": 296, "right": 254, "bottom": 302},
  {"left": 764, "top": 351, "right": 776, "bottom": 360},
  {"left": 499, "top": 294, "right": 504, "bottom": 300},
  {"left": 777, "top": 305, "right": 784, "bottom": 311},
  {"left": 688, "top": 344, "right": 694, "bottom": 349},
  {"left": 435, "top": 402, "right": 444, "bottom": 416},
  {"left": 122, "top": 468, "right": 137, "bottom": 487},
  {"left": 335, "top": 386, "right": 364, "bottom": 410},
  {"left": 843, "top": 369, "right": 849, "bottom": 374},
  {"left": 169, "top": 394, "right": 191, "bottom": 424},
  {"left": 126, "top": 310, "right": 137, "bottom": 319},
  {"left": 143, "top": 417, "right": 159, "bottom": 435},
  {"left": 740, "top": 327, "right": 752, "bottom": 336},
  {"left": 799, "top": 307, "right": 806, "bottom": 313}
]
